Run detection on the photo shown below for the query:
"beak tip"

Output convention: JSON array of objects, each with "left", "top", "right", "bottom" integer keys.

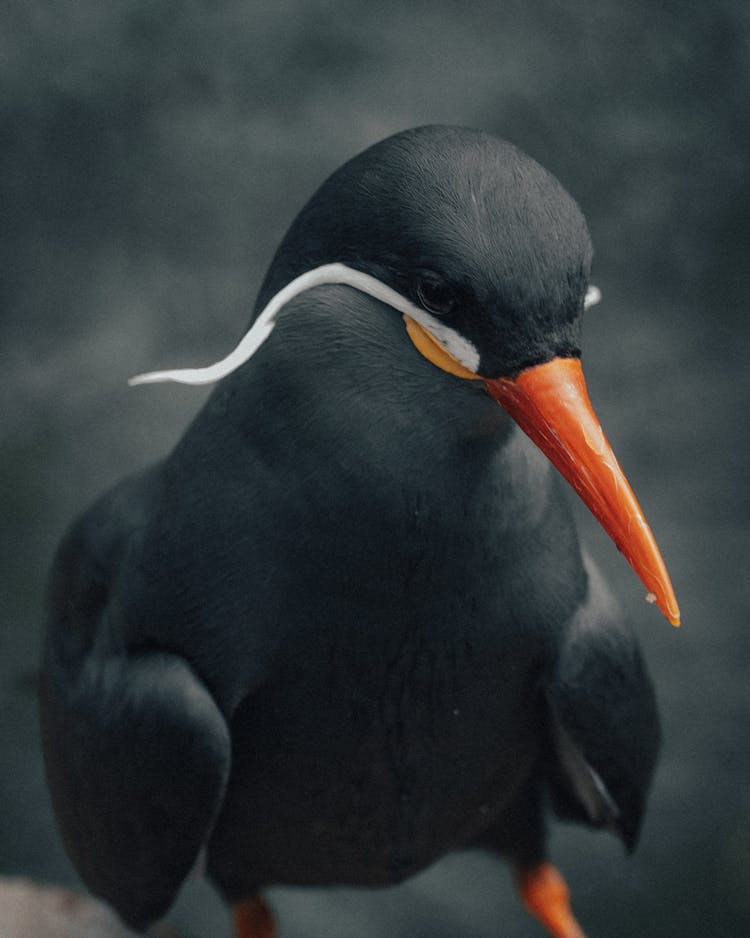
[
  {"left": 659, "top": 595, "right": 681, "bottom": 627},
  {"left": 648, "top": 591, "right": 681, "bottom": 627}
]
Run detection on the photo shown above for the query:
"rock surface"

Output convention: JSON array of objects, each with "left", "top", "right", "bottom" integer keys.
[{"left": 0, "top": 878, "right": 178, "bottom": 938}]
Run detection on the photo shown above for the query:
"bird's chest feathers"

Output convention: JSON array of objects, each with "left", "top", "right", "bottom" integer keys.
[
  {"left": 246, "top": 432, "right": 560, "bottom": 767},
  {"left": 284, "top": 422, "right": 564, "bottom": 632}
]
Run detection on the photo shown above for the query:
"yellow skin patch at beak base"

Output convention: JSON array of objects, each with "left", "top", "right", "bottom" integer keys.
[{"left": 403, "top": 314, "right": 482, "bottom": 381}]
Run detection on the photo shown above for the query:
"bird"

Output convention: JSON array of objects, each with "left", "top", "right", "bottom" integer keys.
[{"left": 40, "top": 125, "right": 679, "bottom": 938}]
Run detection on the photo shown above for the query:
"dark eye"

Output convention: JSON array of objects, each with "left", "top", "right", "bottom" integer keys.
[{"left": 415, "top": 272, "right": 455, "bottom": 317}]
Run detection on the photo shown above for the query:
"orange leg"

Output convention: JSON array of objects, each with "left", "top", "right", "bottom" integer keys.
[
  {"left": 515, "top": 862, "right": 587, "bottom": 938},
  {"left": 232, "top": 895, "right": 278, "bottom": 938}
]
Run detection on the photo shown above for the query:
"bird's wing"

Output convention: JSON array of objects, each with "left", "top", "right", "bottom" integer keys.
[
  {"left": 543, "top": 554, "right": 660, "bottom": 849},
  {"left": 41, "top": 649, "right": 231, "bottom": 931},
  {"left": 544, "top": 694, "right": 621, "bottom": 830},
  {"left": 40, "top": 476, "right": 231, "bottom": 932}
]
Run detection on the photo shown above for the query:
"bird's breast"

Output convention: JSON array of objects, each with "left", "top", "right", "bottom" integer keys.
[
  {"left": 211, "top": 604, "right": 543, "bottom": 887},
  {"left": 130, "top": 412, "right": 583, "bottom": 886},
  {"left": 199, "top": 435, "right": 578, "bottom": 887}
]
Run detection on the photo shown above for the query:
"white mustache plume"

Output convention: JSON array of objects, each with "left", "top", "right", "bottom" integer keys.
[{"left": 129, "top": 264, "right": 421, "bottom": 387}]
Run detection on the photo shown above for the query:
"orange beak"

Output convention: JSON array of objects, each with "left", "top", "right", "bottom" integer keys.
[{"left": 485, "top": 357, "right": 680, "bottom": 625}]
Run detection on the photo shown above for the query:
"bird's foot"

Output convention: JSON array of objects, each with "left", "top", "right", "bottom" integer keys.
[
  {"left": 232, "top": 895, "right": 277, "bottom": 938},
  {"left": 515, "top": 862, "right": 587, "bottom": 938}
]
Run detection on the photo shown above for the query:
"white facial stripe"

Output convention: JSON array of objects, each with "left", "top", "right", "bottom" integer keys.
[
  {"left": 128, "top": 262, "right": 479, "bottom": 387},
  {"left": 584, "top": 284, "right": 602, "bottom": 310},
  {"left": 402, "top": 306, "right": 481, "bottom": 372}
]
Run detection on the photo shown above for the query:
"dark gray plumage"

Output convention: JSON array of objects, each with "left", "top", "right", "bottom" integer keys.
[{"left": 40, "top": 126, "right": 661, "bottom": 936}]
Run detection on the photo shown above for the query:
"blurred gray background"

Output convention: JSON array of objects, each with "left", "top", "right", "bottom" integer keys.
[{"left": 2, "top": 2, "right": 748, "bottom": 936}]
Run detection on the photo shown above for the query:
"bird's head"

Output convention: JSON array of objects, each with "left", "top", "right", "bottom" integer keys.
[
  {"left": 130, "top": 125, "right": 679, "bottom": 626},
  {"left": 257, "top": 125, "right": 592, "bottom": 378}
]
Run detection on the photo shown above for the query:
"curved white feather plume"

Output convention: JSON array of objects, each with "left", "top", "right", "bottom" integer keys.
[{"left": 128, "top": 262, "right": 479, "bottom": 386}]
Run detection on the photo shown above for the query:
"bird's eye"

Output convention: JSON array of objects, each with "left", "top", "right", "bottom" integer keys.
[{"left": 416, "top": 272, "right": 455, "bottom": 317}]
